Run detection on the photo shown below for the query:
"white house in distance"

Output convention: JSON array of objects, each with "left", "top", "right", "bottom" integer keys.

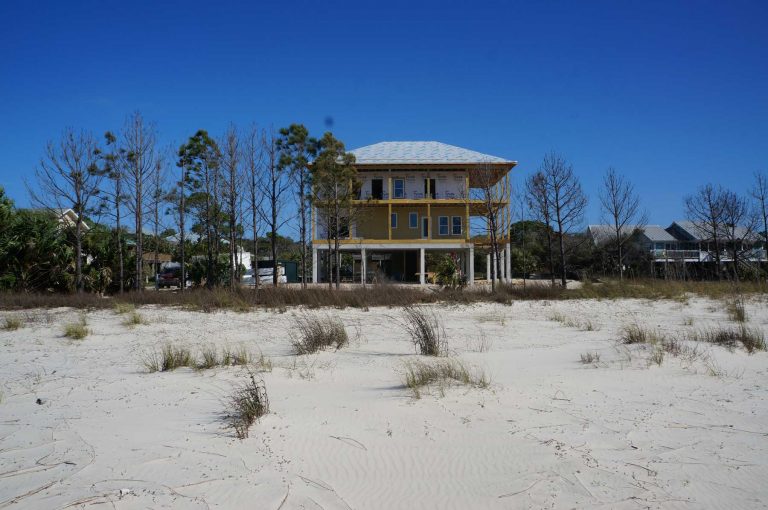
[{"left": 311, "top": 141, "right": 517, "bottom": 285}]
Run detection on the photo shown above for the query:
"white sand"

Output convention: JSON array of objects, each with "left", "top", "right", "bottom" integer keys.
[{"left": 1, "top": 297, "right": 767, "bottom": 509}]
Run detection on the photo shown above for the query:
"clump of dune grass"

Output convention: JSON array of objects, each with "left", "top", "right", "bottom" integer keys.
[
  {"left": 648, "top": 346, "right": 665, "bottom": 367},
  {"left": 2, "top": 316, "right": 22, "bottom": 331},
  {"left": 122, "top": 311, "right": 147, "bottom": 327},
  {"left": 402, "top": 306, "right": 447, "bottom": 356},
  {"left": 142, "top": 343, "right": 194, "bottom": 372},
  {"left": 197, "top": 344, "right": 220, "bottom": 369},
  {"left": 228, "top": 372, "right": 269, "bottom": 439},
  {"left": 466, "top": 327, "right": 493, "bottom": 353},
  {"left": 63, "top": 316, "right": 88, "bottom": 339},
  {"left": 113, "top": 302, "right": 135, "bottom": 314},
  {"left": 549, "top": 312, "right": 598, "bottom": 331},
  {"left": 291, "top": 313, "right": 348, "bottom": 355},
  {"left": 688, "top": 325, "right": 766, "bottom": 353},
  {"left": 402, "top": 358, "right": 488, "bottom": 399},
  {"left": 579, "top": 352, "right": 600, "bottom": 364},
  {"left": 726, "top": 298, "right": 747, "bottom": 323},
  {"left": 621, "top": 324, "right": 664, "bottom": 345}
]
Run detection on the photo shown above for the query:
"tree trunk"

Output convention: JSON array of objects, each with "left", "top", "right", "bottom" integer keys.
[{"left": 75, "top": 218, "right": 83, "bottom": 293}]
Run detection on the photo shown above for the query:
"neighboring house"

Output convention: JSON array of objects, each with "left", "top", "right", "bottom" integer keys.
[
  {"left": 164, "top": 233, "right": 252, "bottom": 269},
  {"left": 311, "top": 141, "right": 517, "bottom": 284},
  {"left": 50, "top": 208, "right": 90, "bottom": 232},
  {"left": 666, "top": 220, "right": 765, "bottom": 263}
]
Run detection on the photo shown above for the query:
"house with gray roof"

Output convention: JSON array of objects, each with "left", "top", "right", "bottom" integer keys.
[{"left": 311, "top": 141, "right": 517, "bottom": 284}]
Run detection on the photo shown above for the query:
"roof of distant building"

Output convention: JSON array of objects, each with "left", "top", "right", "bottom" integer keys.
[{"left": 348, "top": 141, "right": 516, "bottom": 166}]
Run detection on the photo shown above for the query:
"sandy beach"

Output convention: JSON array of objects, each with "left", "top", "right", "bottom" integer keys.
[{"left": 1, "top": 297, "right": 767, "bottom": 509}]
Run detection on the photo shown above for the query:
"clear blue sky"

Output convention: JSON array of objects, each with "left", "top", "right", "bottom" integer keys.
[{"left": 1, "top": 0, "right": 766, "bottom": 228}]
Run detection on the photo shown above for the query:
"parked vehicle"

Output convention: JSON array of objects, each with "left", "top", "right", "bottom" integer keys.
[
  {"left": 157, "top": 268, "right": 182, "bottom": 289},
  {"left": 241, "top": 266, "right": 287, "bottom": 286}
]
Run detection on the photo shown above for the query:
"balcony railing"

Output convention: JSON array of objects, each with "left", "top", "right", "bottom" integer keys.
[{"left": 358, "top": 191, "right": 464, "bottom": 201}]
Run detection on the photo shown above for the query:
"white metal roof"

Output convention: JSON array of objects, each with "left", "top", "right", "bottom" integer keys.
[
  {"left": 348, "top": 141, "right": 515, "bottom": 165},
  {"left": 587, "top": 224, "right": 675, "bottom": 244}
]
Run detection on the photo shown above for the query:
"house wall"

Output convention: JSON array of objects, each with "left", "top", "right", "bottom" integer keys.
[{"left": 357, "top": 170, "right": 468, "bottom": 200}]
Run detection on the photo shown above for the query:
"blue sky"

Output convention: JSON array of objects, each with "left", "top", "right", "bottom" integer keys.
[{"left": 1, "top": 0, "right": 766, "bottom": 228}]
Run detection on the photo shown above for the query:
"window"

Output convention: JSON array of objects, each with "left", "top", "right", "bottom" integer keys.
[
  {"left": 391, "top": 213, "right": 398, "bottom": 229},
  {"left": 409, "top": 212, "right": 418, "bottom": 229},
  {"left": 422, "top": 217, "right": 429, "bottom": 238},
  {"left": 438, "top": 216, "right": 449, "bottom": 236},
  {"left": 452, "top": 216, "right": 462, "bottom": 235},
  {"left": 393, "top": 179, "right": 404, "bottom": 199}
]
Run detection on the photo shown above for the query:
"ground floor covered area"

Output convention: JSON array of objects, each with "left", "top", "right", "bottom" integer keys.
[{"left": 311, "top": 242, "right": 512, "bottom": 285}]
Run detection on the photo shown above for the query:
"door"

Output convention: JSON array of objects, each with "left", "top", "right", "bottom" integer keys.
[
  {"left": 371, "top": 179, "right": 383, "bottom": 200},
  {"left": 422, "top": 217, "right": 429, "bottom": 238},
  {"left": 424, "top": 178, "right": 436, "bottom": 199}
]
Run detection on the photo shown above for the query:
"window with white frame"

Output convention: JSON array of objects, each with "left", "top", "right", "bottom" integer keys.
[
  {"left": 452, "top": 216, "right": 462, "bottom": 235},
  {"left": 409, "top": 212, "right": 418, "bottom": 229},
  {"left": 391, "top": 213, "right": 397, "bottom": 229},
  {"left": 438, "top": 216, "right": 449, "bottom": 236},
  {"left": 393, "top": 179, "right": 404, "bottom": 199}
]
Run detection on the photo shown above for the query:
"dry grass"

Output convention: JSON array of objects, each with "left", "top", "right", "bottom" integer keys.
[
  {"left": 2, "top": 280, "right": 767, "bottom": 312},
  {"left": 291, "top": 313, "right": 348, "bottom": 355},
  {"left": 466, "top": 327, "right": 494, "bottom": 353},
  {"left": 579, "top": 352, "right": 601, "bottom": 364},
  {"left": 402, "top": 358, "right": 489, "bottom": 398},
  {"left": 63, "top": 316, "right": 88, "bottom": 339},
  {"left": 402, "top": 306, "right": 447, "bottom": 356},
  {"left": 122, "top": 311, "right": 147, "bottom": 327},
  {"left": 726, "top": 298, "right": 747, "bottom": 323},
  {"left": 227, "top": 372, "right": 269, "bottom": 439},
  {"left": 549, "top": 311, "right": 599, "bottom": 331},
  {"left": 113, "top": 302, "right": 136, "bottom": 314},
  {"left": 2, "top": 316, "right": 22, "bottom": 331},
  {"left": 620, "top": 324, "right": 665, "bottom": 345},
  {"left": 142, "top": 343, "right": 194, "bottom": 372}
]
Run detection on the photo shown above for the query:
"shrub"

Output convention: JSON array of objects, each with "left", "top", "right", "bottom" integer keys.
[
  {"left": 2, "top": 316, "right": 22, "bottom": 331},
  {"left": 113, "top": 302, "right": 135, "bottom": 314},
  {"left": 402, "top": 306, "right": 446, "bottom": 356},
  {"left": 621, "top": 324, "right": 663, "bottom": 345},
  {"left": 648, "top": 347, "right": 665, "bottom": 366},
  {"left": 291, "top": 314, "right": 348, "bottom": 355},
  {"left": 64, "top": 316, "right": 88, "bottom": 339},
  {"left": 579, "top": 352, "right": 600, "bottom": 364},
  {"left": 122, "top": 311, "right": 146, "bottom": 327},
  {"left": 688, "top": 325, "right": 766, "bottom": 353},
  {"left": 228, "top": 373, "right": 269, "bottom": 439},
  {"left": 402, "top": 358, "right": 488, "bottom": 398},
  {"left": 726, "top": 298, "right": 747, "bottom": 323},
  {"left": 143, "top": 343, "right": 194, "bottom": 372}
]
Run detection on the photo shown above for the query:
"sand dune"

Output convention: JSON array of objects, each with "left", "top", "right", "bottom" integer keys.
[{"left": 1, "top": 297, "right": 767, "bottom": 509}]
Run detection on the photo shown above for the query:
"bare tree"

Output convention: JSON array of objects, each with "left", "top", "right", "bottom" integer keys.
[
  {"left": 29, "top": 129, "right": 104, "bottom": 292},
  {"left": 243, "top": 125, "right": 263, "bottom": 291},
  {"left": 720, "top": 189, "right": 757, "bottom": 281},
  {"left": 97, "top": 131, "right": 126, "bottom": 293},
  {"left": 122, "top": 111, "right": 157, "bottom": 291},
  {"left": 221, "top": 124, "right": 243, "bottom": 290},
  {"left": 473, "top": 163, "right": 512, "bottom": 291},
  {"left": 598, "top": 167, "right": 647, "bottom": 280},
  {"left": 258, "top": 128, "right": 292, "bottom": 286},
  {"left": 529, "top": 153, "right": 587, "bottom": 287},
  {"left": 685, "top": 184, "right": 725, "bottom": 280},
  {"left": 751, "top": 172, "right": 768, "bottom": 259},
  {"left": 526, "top": 171, "right": 556, "bottom": 285}
]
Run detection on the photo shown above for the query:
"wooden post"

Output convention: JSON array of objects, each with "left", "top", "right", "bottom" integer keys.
[
  {"left": 465, "top": 174, "right": 470, "bottom": 241},
  {"left": 388, "top": 174, "right": 392, "bottom": 241}
]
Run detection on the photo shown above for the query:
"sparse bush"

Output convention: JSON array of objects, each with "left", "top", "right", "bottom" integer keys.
[
  {"left": 726, "top": 298, "right": 747, "bottom": 323},
  {"left": 228, "top": 372, "right": 269, "bottom": 439},
  {"left": 122, "top": 311, "right": 146, "bottom": 327},
  {"left": 231, "top": 345, "right": 251, "bottom": 365},
  {"left": 113, "top": 302, "right": 135, "bottom": 314},
  {"left": 2, "top": 316, "right": 22, "bottom": 331},
  {"left": 648, "top": 347, "right": 665, "bottom": 366},
  {"left": 466, "top": 328, "right": 493, "bottom": 352},
  {"left": 143, "top": 343, "right": 194, "bottom": 372},
  {"left": 64, "top": 316, "right": 88, "bottom": 339},
  {"left": 621, "top": 324, "right": 664, "bottom": 345},
  {"left": 198, "top": 344, "right": 220, "bottom": 370},
  {"left": 402, "top": 358, "right": 488, "bottom": 398},
  {"left": 291, "top": 314, "right": 348, "bottom": 355},
  {"left": 689, "top": 325, "right": 766, "bottom": 353},
  {"left": 402, "top": 306, "right": 446, "bottom": 356},
  {"left": 579, "top": 352, "right": 600, "bottom": 364}
]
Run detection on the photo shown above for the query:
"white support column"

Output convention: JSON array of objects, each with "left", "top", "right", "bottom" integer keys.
[
  {"left": 468, "top": 246, "right": 474, "bottom": 286},
  {"left": 486, "top": 253, "right": 491, "bottom": 281},
  {"left": 312, "top": 247, "right": 318, "bottom": 284},
  {"left": 361, "top": 248, "right": 367, "bottom": 286},
  {"left": 505, "top": 242, "right": 512, "bottom": 283},
  {"left": 419, "top": 248, "right": 426, "bottom": 285},
  {"left": 492, "top": 252, "right": 497, "bottom": 281}
]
